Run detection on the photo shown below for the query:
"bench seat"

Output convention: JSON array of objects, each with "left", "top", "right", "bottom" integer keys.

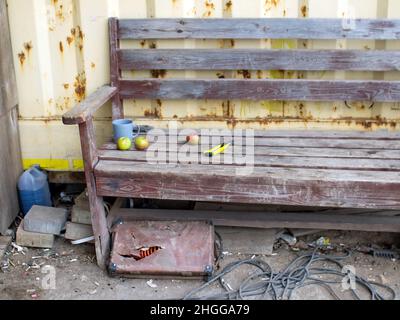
[{"left": 94, "top": 130, "right": 400, "bottom": 210}]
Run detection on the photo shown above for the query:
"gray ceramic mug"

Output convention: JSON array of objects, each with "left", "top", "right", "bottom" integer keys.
[{"left": 112, "top": 119, "right": 140, "bottom": 142}]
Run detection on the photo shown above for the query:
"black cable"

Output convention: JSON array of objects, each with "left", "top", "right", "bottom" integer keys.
[{"left": 183, "top": 248, "right": 396, "bottom": 300}]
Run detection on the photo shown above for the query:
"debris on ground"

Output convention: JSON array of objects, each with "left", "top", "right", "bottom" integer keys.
[{"left": 146, "top": 279, "right": 158, "bottom": 288}]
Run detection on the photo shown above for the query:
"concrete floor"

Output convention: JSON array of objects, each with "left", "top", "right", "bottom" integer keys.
[{"left": 0, "top": 230, "right": 399, "bottom": 300}]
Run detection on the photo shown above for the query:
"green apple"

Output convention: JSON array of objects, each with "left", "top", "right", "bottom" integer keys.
[
  {"left": 117, "top": 137, "right": 132, "bottom": 151},
  {"left": 135, "top": 136, "right": 150, "bottom": 151}
]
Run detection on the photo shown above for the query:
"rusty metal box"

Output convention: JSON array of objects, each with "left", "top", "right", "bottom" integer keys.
[{"left": 109, "top": 220, "right": 215, "bottom": 278}]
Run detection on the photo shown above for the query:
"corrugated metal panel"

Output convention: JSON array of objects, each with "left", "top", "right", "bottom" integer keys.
[{"left": 7, "top": 0, "right": 400, "bottom": 171}]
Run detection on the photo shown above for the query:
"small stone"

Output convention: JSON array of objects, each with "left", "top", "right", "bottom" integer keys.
[{"left": 378, "top": 274, "right": 388, "bottom": 285}]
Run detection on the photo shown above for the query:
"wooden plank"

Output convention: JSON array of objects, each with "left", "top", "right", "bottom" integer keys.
[
  {"left": 119, "top": 79, "right": 400, "bottom": 102},
  {"left": 102, "top": 129, "right": 400, "bottom": 140},
  {"left": 119, "top": 49, "right": 400, "bottom": 71},
  {"left": 100, "top": 143, "right": 400, "bottom": 159},
  {"left": 109, "top": 18, "right": 123, "bottom": 120},
  {"left": 62, "top": 85, "right": 117, "bottom": 124},
  {"left": 95, "top": 160, "right": 400, "bottom": 183},
  {"left": 108, "top": 208, "right": 400, "bottom": 233},
  {"left": 97, "top": 150, "right": 400, "bottom": 171},
  {"left": 103, "top": 136, "right": 400, "bottom": 149},
  {"left": 94, "top": 161, "right": 400, "bottom": 209},
  {"left": 78, "top": 119, "right": 110, "bottom": 269},
  {"left": 0, "top": 0, "right": 18, "bottom": 117},
  {"left": 118, "top": 18, "right": 400, "bottom": 40}
]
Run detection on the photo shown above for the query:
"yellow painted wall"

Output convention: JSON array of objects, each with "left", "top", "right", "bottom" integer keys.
[{"left": 7, "top": 0, "right": 400, "bottom": 171}]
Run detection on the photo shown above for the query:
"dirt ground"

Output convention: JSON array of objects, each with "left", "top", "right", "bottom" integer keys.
[{"left": 0, "top": 229, "right": 399, "bottom": 300}]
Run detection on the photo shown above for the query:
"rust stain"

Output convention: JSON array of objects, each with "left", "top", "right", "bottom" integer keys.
[
  {"left": 256, "top": 70, "right": 263, "bottom": 79},
  {"left": 59, "top": 41, "right": 64, "bottom": 53},
  {"left": 216, "top": 72, "right": 225, "bottom": 79},
  {"left": 18, "top": 51, "right": 26, "bottom": 66},
  {"left": 203, "top": 0, "right": 216, "bottom": 17},
  {"left": 18, "top": 41, "right": 34, "bottom": 67},
  {"left": 151, "top": 70, "right": 167, "bottom": 78},
  {"left": 300, "top": 5, "right": 308, "bottom": 18},
  {"left": 144, "top": 108, "right": 162, "bottom": 118},
  {"left": 222, "top": 101, "right": 234, "bottom": 118},
  {"left": 156, "top": 99, "right": 162, "bottom": 107},
  {"left": 56, "top": 97, "right": 71, "bottom": 111},
  {"left": 63, "top": 83, "right": 69, "bottom": 90},
  {"left": 73, "top": 72, "right": 86, "bottom": 102},
  {"left": 265, "top": 0, "right": 280, "bottom": 13},
  {"left": 238, "top": 70, "right": 251, "bottom": 79},
  {"left": 24, "top": 41, "right": 33, "bottom": 54},
  {"left": 55, "top": 3, "right": 65, "bottom": 21},
  {"left": 225, "top": 0, "right": 232, "bottom": 11},
  {"left": 149, "top": 42, "right": 157, "bottom": 49},
  {"left": 91, "top": 62, "right": 96, "bottom": 68},
  {"left": 140, "top": 40, "right": 147, "bottom": 47},
  {"left": 70, "top": 26, "right": 84, "bottom": 51}
]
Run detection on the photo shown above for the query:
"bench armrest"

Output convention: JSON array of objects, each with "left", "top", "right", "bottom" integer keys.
[{"left": 62, "top": 85, "right": 118, "bottom": 125}]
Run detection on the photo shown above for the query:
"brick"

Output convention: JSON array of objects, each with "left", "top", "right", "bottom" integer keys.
[
  {"left": 24, "top": 206, "right": 68, "bottom": 235},
  {"left": 71, "top": 206, "right": 92, "bottom": 225},
  {"left": 16, "top": 221, "right": 54, "bottom": 249},
  {"left": 65, "top": 222, "right": 93, "bottom": 240},
  {"left": 216, "top": 227, "right": 277, "bottom": 255},
  {"left": 0, "top": 236, "right": 12, "bottom": 259}
]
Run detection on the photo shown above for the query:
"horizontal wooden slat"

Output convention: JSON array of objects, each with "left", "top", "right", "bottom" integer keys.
[
  {"left": 119, "top": 49, "right": 400, "bottom": 71},
  {"left": 95, "top": 161, "right": 400, "bottom": 183},
  {"left": 110, "top": 136, "right": 400, "bottom": 149},
  {"left": 119, "top": 79, "right": 400, "bottom": 102},
  {"left": 109, "top": 208, "right": 400, "bottom": 233},
  {"left": 97, "top": 149, "right": 400, "bottom": 171},
  {"left": 95, "top": 161, "right": 400, "bottom": 209},
  {"left": 118, "top": 18, "right": 400, "bottom": 40},
  {"left": 104, "top": 129, "right": 400, "bottom": 140},
  {"left": 100, "top": 143, "right": 400, "bottom": 160}
]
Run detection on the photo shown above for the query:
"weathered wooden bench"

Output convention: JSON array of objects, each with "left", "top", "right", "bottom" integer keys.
[{"left": 63, "top": 18, "right": 400, "bottom": 269}]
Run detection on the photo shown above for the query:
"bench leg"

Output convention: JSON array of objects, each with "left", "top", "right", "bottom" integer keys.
[
  {"left": 86, "top": 180, "right": 110, "bottom": 269},
  {"left": 79, "top": 119, "right": 110, "bottom": 270}
]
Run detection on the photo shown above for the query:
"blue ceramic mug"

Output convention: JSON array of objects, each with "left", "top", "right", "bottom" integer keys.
[{"left": 113, "top": 119, "right": 140, "bottom": 142}]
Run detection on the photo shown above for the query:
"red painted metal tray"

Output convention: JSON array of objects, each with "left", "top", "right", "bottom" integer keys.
[{"left": 109, "top": 220, "right": 215, "bottom": 278}]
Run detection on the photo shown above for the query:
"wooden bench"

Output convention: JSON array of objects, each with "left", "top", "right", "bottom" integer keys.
[{"left": 63, "top": 18, "right": 400, "bottom": 269}]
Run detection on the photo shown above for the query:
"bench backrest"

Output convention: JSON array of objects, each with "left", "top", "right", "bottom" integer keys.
[{"left": 109, "top": 18, "right": 400, "bottom": 120}]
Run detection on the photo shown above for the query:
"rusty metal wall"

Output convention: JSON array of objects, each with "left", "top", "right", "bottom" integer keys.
[{"left": 7, "top": 0, "right": 400, "bottom": 171}]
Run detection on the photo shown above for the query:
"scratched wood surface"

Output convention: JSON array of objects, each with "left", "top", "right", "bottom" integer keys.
[
  {"left": 119, "top": 49, "right": 400, "bottom": 71},
  {"left": 118, "top": 19, "right": 400, "bottom": 40},
  {"left": 95, "top": 161, "right": 400, "bottom": 209},
  {"left": 119, "top": 79, "right": 400, "bottom": 102},
  {"left": 93, "top": 128, "right": 400, "bottom": 209}
]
